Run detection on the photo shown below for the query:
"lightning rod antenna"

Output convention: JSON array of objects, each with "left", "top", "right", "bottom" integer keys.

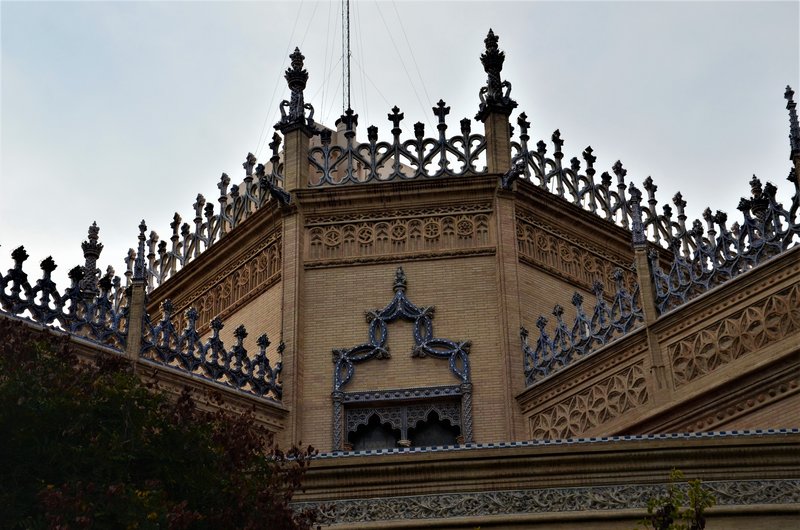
[{"left": 342, "top": 0, "right": 351, "bottom": 113}]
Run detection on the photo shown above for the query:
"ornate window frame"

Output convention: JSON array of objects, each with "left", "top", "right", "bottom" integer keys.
[{"left": 331, "top": 268, "right": 473, "bottom": 450}]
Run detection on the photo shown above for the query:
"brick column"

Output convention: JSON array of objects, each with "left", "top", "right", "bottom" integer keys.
[
  {"left": 278, "top": 204, "right": 305, "bottom": 445},
  {"left": 281, "top": 128, "right": 312, "bottom": 191},
  {"left": 274, "top": 47, "right": 316, "bottom": 445},
  {"left": 125, "top": 221, "right": 149, "bottom": 367},
  {"left": 483, "top": 112, "right": 512, "bottom": 174},
  {"left": 476, "top": 30, "right": 524, "bottom": 438},
  {"left": 126, "top": 281, "right": 147, "bottom": 365},
  {"left": 629, "top": 186, "right": 672, "bottom": 405},
  {"left": 493, "top": 189, "right": 524, "bottom": 439}
]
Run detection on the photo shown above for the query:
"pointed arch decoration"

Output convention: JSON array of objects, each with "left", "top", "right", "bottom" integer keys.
[{"left": 331, "top": 267, "right": 473, "bottom": 450}]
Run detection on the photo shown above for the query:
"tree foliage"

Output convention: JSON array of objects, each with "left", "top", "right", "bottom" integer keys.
[
  {"left": 0, "top": 318, "right": 318, "bottom": 529},
  {"left": 638, "top": 469, "right": 716, "bottom": 530}
]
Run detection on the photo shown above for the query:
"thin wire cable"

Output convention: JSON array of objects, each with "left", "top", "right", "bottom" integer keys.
[
  {"left": 321, "top": 1, "right": 342, "bottom": 123},
  {"left": 324, "top": 71, "right": 344, "bottom": 125},
  {"left": 341, "top": 0, "right": 347, "bottom": 113},
  {"left": 309, "top": 55, "right": 343, "bottom": 104},
  {"left": 373, "top": 1, "right": 433, "bottom": 130},
  {"left": 321, "top": 2, "right": 342, "bottom": 126},
  {"left": 354, "top": 0, "right": 369, "bottom": 122},
  {"left": 320, "top": 0, "right": 333, "bottom": 118},
  {"left": 351, "top": 58, "right": 392, "bottom": 109},
  {"left": 255, "top": 1, "right": 306, "bottom": 159},
  {"left": 391, "top": 0, "right": 434, "bottom": 111},
  {"left": 299, "top": 0, "right": 320, "bottom": 48}
]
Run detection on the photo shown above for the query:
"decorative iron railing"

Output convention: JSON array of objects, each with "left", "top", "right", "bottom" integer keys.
[
  {"left": 126, "top": 142, "right": 287, "bottom": 293},
  {"left": 0, "top": 245, "right": 129, "bottom": 349},
  {"left": 308, "top": 102, "right": 488, "bottom": 186},
  {"left": 522, "top": 270, "right": 644, "bottom": 385},
  {"left": 507, "top": 114, "right": 796, "bottom": 266},
  {"left": 513, "top": 84, "right": 800, "bottom": 322},
  {"left": 509, "top": 116, "right": 632, "bottom": 228},
  {"left": 643, "top": 173, "right": 800, "bottom": 314},
  {"left": 0, "top": 231, "right": 283, "bottom": 401},
  {"left": 141, "top": 299, "right": 283, "bottom": 400}
]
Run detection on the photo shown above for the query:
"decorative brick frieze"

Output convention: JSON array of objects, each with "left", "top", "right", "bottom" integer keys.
[
  {"left": 305, "top": 204, "right": 494, "bottom": 267},
  {"left": 296, "top": 479, "right": 800, "bottom": 524},
  {"left": 168, "top": 231, "right": 282, "bottom": 333},
  {"left": 529, "top": 362, "right": 649, "bottom": 439},
  {"left": 668, "top": 282, "right": 800, "bottom": 388},
  {"left": 515, "top": 210, "right": 636, "bottom": 294}
]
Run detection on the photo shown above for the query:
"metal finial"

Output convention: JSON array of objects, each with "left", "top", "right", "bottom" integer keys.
[
  {"left": 276, "top": 47, "right": 315, "bottom": 132},
  {"left": 476, "top": 29, "right": 517, "bottom": 121},
  {"left": 41, "top": 256, "right": 57, "bottom": 275},
  {"left": 269, "top": 133, "right": 282, "bottom": 160},
  {"left": 393, "top": 267, "right": 407, "bottom": 292},
  {"left": 81, "top": 221, "right": 103, "bottom": 260},
  {"left": 786, "top": 85, "right": 799, "bottom": 156},
  {"left": 133, "top": 220, "right": 147, "bottom": 281},
  {"left": 339, "top": 107, "right": 358, "bottom": 133},
  {"left": 79, "top": 221, "right": 103, "bottom": 298},
  {"left": 289, "top": 47, "right": 304, "bottom": 71},
  {"left": 243, "top": 152, "right": 257, "bottom": 177},
  {"left": 628, "top": 183, "right": 646, "bottom": 247}
]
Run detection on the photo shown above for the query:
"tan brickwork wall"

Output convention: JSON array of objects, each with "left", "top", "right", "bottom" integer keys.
[
  {"left": 201, "top": 281, "right": 283, "bottom": 360},
  {"left": 300, "top": 256, "right": 506, "bottom": 452},
  {"left": 518, "top": 262, "right": 597, "bottom": 343},
  {"left": 718, "top": 391, "right": 800, "bottom": 430}
]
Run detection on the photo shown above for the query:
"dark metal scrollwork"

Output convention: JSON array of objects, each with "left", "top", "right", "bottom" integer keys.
[
  {"left": 522, "top": 271, "right": 644, "bottom": 386},
  {"left": 644, "top": 175, "right": 799, "bottom": 314},
  {"left": 140, "top": 300, "right": 283, "bottom": 400},
  {"left": 510, "top": 116, "right": 632, "bottom": 230},
  {"left": 0, "top": 225, "right": 129, "bottom": 350},
  {"left": 275, "top": 47, "right": 315, "bottom": 132},
  {"left": 332, "top": 267, "right": 471, "bottom": 392},
  {"left": 308, "top": 102, "right": 487, "bottom": 186},
  {"left": 476, "top": 29, "right": 517, "bottom": 121},
  {"left": 126, "top": 142, "right": 286, "bottom": 293}
]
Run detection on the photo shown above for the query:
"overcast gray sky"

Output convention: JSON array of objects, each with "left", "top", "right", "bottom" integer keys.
[{"left": 2, "top": 1, "right": 798, "bottom": 288}]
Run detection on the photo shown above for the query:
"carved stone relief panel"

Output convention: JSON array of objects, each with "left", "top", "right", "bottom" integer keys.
[
  {"left": 305, "top": 204, "right": 493, "bottom": 267},
  {"left": 297, "top": 479, "right": 800, "bottom": 525},
  {"left": 516, "top": 211, "right": 636, "bottom": 295},
  {"left": 169, "top": 231, "right": 282, "bottom": 333},
  {"left": 529, "top": 362, "right": 649, "bottom": 439},
  {"left": 669, "top": 282, "right": 800, "bottom": 388}
]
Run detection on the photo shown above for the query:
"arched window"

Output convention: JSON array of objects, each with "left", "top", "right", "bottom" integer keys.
[
  {"left": 408, "top": 411, "right": 460, "bottom": 448},
  {"left": 348, "top": 414, "right": 401, "bottom": 451}
]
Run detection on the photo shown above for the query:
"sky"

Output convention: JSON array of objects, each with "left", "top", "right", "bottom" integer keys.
[{"left": 2, "top": 1, "right": 799, "bottom": 289}]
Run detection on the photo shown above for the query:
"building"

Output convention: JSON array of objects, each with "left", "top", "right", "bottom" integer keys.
[{"left": 1, "top": 31, "right": 798, "bottom": 528}]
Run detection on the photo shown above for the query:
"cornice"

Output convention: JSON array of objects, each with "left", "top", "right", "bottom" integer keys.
[
  {"left": 514, "top": 180, "right": 635, "bottom": 261},
  {"left": 515, "top": 211, "right": 635, "bottom": 268},
  {"left": 295, "top": 173, "right": 500, "bottom": 215},
  {"left": 295, "top": 432, "right": 800, "bottom": 501},
  {"left": 136, "top": 358, "right": 289, "bottom": 431},
  {"left": 515, "top": 328, "right": 649, "bottom": 413},
  {"left": 633, "top": 353, "right": 800, "bottom": 434},
  {"left": 652, "top": 245, "right": 800, "bottom": 342},
  {"left": 305, "top": 247, "right": 496, "bottom": 270}
]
